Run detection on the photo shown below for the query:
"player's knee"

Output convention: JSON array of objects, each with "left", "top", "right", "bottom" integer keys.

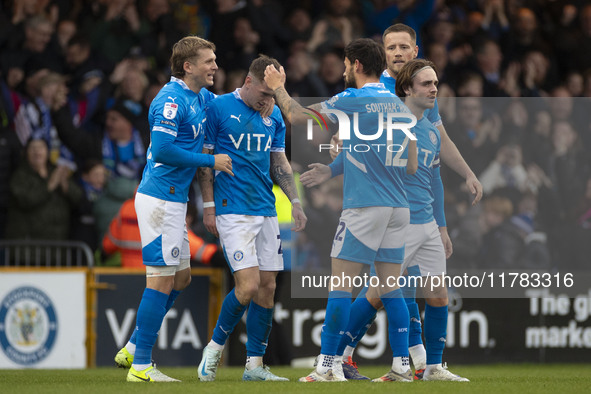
[
  {"left": 236, "top": 282, "right": 259, "bottom": 302},
  {"left": 424, "top": 285, "right": 448, "bottom": 307},
  {"left": 175, "top": 274, "right": 191, "bottom": 290},
  {"left": 260, "top": 278, "right": 276, "bottom": 295},
  {"left": 173, "top": 265, "right": 192, "bottom": 290}
]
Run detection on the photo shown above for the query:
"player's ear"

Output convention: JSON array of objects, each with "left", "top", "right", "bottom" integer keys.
[
  {"left": 354, "top": 59, "right": 362, "bottom": 74},
  {"left": 183, "top": 61, "right": 193, "bottom": 75}
]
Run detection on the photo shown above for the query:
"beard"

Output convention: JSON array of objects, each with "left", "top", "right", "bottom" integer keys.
[{"left": 344, "top": 71, "right": 356, "bottom": 89}]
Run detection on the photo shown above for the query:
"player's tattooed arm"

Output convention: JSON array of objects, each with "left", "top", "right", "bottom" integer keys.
[
  {"left": 198, "top": 148, "right": 215, "bottom": 199},
  {"left": 270, "top": 152, "right": 298, "bottom": 201},
  {"left": 198, "top": 148, "right": 219, "bottom": 237},
  {"left": 270, "top": 151, "right": 307, "bottom": 232},
  {"left": 264, "top": 64, "right": 322, "bottom": 124}
]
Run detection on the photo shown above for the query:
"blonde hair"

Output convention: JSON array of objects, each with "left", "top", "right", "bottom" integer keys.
[{"left": 170, "top": 36, "right": 216, "bottom": 78}]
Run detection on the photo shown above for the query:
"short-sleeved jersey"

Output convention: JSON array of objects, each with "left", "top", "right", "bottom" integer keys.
[
  {"left": 138, "top": 77, "right": 216, "bottom": 202},
  {"left": 405, "top": 116, "right": 441, "bottom": 224},
  {"left": 203, "top": 89, "right": 286, "bottom": 216},
  {"left": 322, "top": 83, "right": 411, "bottom": 210},
  {"left": 380, "top": 70, "right": 442, "bottom": 127}
]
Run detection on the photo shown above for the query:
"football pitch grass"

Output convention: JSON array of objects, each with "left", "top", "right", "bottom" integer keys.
[{"left": 0, "top": 364, "right": 589, "bottom": 393}]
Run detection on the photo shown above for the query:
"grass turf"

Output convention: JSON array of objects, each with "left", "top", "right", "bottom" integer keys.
[{"left": 0, "top": 364, "right": 589, "bottom": 394}]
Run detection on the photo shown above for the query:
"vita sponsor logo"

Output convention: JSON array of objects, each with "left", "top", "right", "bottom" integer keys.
[{"left": 229, "top": 133, "right": 272, "bottom": 151}]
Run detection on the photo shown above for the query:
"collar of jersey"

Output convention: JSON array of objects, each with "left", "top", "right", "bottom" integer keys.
[
  {"left": 232, "top": 88, "right": 243, "bottom": 101},
  {"left": 170, "top": 76, "right": 192, "bottom": 91},
  {"left": 362, "top": 82, "right": 385, "bottom": 88}
]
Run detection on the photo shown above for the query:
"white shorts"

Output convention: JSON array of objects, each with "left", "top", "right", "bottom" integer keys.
[
  {"left": 216, "top": 214, "right": 284, "bottom": 273},
  {"left": 135, "top": 192, "right": 190, "bottom": 267},
  {"left": 330, "top": 207, "right": 409, "bottom": 264},
  {"left": 401, "top": 220, "right": 446, "bottom": 276}
]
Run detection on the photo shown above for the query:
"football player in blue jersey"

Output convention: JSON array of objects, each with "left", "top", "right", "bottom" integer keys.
[
  {"left": 114, "top": 36, "right": 234, "bottom": 383},
  {"left": 325, "top": 24, "right": 482, "bottom": 381},
  {"left": 265, "top": 38, "right": 418, "bottom": 382},
  {"left": 381, "top": 24, "right": 481, "bottom": 203},
  {"left": 196, "top": 55, "right": 307, "bottom": 382},
  {"left": 301, "top": 59, "right": 469, "bottom": 382}
]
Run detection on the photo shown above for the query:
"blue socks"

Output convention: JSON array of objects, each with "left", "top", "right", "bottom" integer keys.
[
  {"left": 129, "top": 289, "right": 181, "bottom": 346},
  {"left": 337, "top": 291, "right": 377, "bottom": 355},
  {"left": 246, "top": 301, "right": 274, "bottom": 357},
  {"left": 380, "top": 289, "right": 409, "bottom": 357},
  {"left": 320, "top": 290, "right": 351, "bottom": 356},
  {"left": 165, "top": 289, "right": 181, "bottom": 311},
  {"left": 211, "top": 288, "right": 247, "bottom": 346},
  {"left": 401, "top": 271, "right": 423, "bottom": 347},
  {"left": 406, "top": 301, "right": 423, "bottom": 347},
  {"left": 424, "top": 304, "right": 448, "bottom": 365},
  {"left": 134, "top": 288, "right": 169, "bottom": 364}
]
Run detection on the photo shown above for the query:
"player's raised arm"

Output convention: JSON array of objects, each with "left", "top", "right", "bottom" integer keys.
[
  {"left": 264, "top": 65, "right": 322, "bottom": 124},
  {"left": 270, "top": 152, "right": 307, "bottom": 232}
]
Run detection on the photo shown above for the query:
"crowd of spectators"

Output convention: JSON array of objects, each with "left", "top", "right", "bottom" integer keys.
[{"left": 0, "top": 0, "right": 590, "bottom": 271}]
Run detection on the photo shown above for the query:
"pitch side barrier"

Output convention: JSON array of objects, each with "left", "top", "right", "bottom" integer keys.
[{"left": 0, "top": 240, "right": 224, "bottom": 368}]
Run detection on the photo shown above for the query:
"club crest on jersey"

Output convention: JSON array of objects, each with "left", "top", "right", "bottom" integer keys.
[
  {"left": 171, "top": 247, "right": 180, "bottom": 258},
  {"left": 262, "top": 117, "right": 272, "bottom": 126},
  {"left": 429, "top": 130, "right": 437, "bottom": 144},
  {"left": 164, "top": 102, "right": 178, "bottom": 119},
  {"left": 233, "top": 251, "right": 244, "bottom": 262}
]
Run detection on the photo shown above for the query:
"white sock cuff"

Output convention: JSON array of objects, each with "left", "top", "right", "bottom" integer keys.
[
  {"left": 208, "top": 340, "right": 225, "bottom": 351},
  {"left": 317, "top": 354, "right": 335, "bottom": 374},
  {"left": 391, "top": 356, "right": 410, "bottom": 373},
  {"left": 132, "top": 363, "right": 151, "bottom": 371},
  {"left": 245, "top": 356, "right": 263, "bottom": 370},
  {"left": 408, "top": 344, "right": 426, "bottom": 369},
  {"left": 343, "top": 345, "right": 355, "bottom": 358},
  {"left": 125, "top": 341, "right": 136, "bottom": 355}
]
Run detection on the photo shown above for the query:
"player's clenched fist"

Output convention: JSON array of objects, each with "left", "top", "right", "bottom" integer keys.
[{"left": 213, "top": 154, "right": 234, "bottom": 176}]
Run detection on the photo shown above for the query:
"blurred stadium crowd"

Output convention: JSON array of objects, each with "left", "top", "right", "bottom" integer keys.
[{"left": 0, "top": 0, "right": 590, "bottom": 271}]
